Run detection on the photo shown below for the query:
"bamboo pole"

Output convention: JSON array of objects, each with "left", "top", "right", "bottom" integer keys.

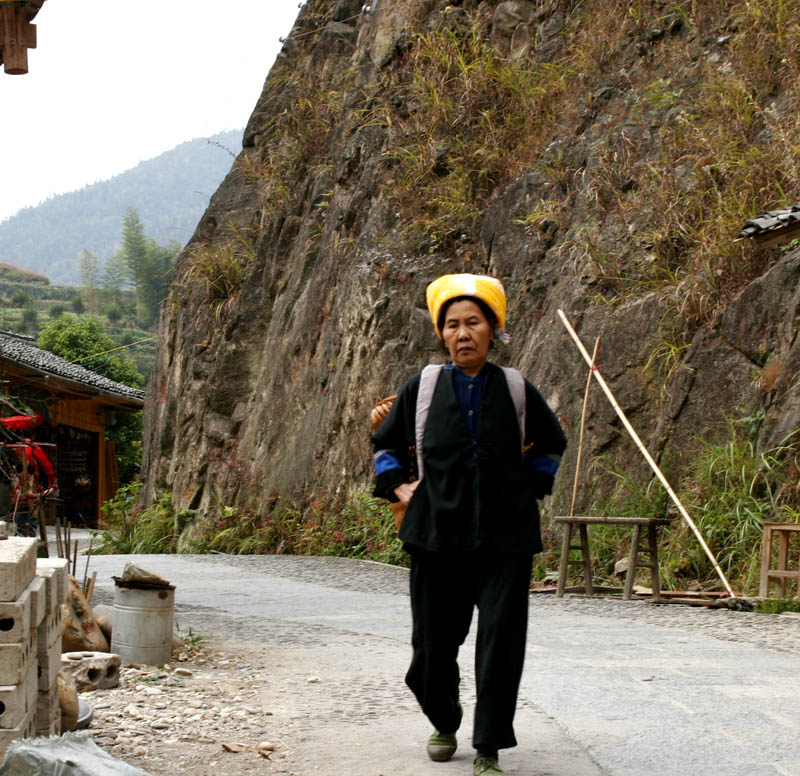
[
  {"left": 86, "top": 571, "right": 96, "bottom": 606},
  {"left": 570, "top": 337, "right": 601, "bottom": 516},
  {"left": 72, "top": 540, "right": 78, "bottom": 577},
  {"left": 557, "top": 309, "right": 736, "bottom": 597},
  {"left": 82, "top": 537, "right": 93, "bottom": 594}
]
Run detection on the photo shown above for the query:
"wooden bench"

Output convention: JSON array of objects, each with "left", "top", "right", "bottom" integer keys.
[
  {"left": 759, "top": 522, "right": 800, "bottom": 598},
  {"left": 553, "top": 516, "right": 672, "bottom": 601}
]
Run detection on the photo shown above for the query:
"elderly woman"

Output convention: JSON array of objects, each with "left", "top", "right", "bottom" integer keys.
[{"left": 372, "top": 274, "right": 567, "bottom": 776}]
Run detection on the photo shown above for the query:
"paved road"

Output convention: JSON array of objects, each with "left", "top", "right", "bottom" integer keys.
[{"left": 83, "top": 553, "right": 800, "bottom": 776}]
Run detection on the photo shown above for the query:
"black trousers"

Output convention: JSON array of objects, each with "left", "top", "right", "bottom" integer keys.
[{"left": 405, "top": 547, "right": 534, "bottom": 753}]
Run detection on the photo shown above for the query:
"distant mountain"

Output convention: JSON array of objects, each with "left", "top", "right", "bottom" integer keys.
[{"left": 0, "top": 130, "right": 242, "bottom": 285}]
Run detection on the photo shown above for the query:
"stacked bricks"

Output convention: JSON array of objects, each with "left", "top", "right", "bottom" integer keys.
[
  {"left": 0, "top": 537, "right": 40, "bottom": 755},
  {"left": 34, "top": 557, "right": 67, "bottom": 737}
]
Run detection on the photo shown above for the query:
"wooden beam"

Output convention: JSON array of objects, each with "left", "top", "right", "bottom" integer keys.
[{"left": 0, "top": 5, "right": 36, "bottom": 75}]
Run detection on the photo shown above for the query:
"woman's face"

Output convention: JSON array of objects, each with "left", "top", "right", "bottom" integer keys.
[{"left": 442, "top": 299, "right": 494, "bottom": 376}]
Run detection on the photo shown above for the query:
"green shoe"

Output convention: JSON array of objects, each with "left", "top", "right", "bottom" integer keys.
[
  {"left": 426, "top": 730, "right": 457, "bottom": 761},
  {"left": 474, "top": 756, "right": 507, "bottom": 776}
]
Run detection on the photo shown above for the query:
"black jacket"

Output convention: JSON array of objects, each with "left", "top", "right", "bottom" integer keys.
[{"left": 372, "top": 362, "right": 566, "bottom": 553}]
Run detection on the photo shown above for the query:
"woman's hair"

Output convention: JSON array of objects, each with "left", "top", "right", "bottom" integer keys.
[{"left": 437, "top": 295, "right": 498, "bottom": 337}]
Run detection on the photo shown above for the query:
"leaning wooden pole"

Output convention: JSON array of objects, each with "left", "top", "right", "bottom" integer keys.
[
  {"left": 557, "top": 309, "right": 736, "bottom": 597},
  {"left": 569, "top": 337, "right": 601, "bottom": 516}
]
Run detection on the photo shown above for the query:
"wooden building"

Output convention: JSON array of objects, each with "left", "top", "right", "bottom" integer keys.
[{"left": 0, "top": 330, "right": 144, "bottom": 527}]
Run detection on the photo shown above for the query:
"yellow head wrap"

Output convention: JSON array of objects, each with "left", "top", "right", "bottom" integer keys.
[{"left": 426, "top": 274, "right": 507, "bottom": 339}]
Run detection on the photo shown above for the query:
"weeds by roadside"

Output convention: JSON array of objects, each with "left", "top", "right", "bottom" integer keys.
[
  {"left": 755, "top": 599, "right": 800, "bottom": 615},
  {"left": 93, "top": 483, "right": 196, "bottom": 555},
  {"left": 94, "top": 483, "right": 408, "bottom": 568}
]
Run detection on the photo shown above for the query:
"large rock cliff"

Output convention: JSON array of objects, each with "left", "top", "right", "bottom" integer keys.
[{"left": 141, "top": 0, "right": 800, "bottom": 538}]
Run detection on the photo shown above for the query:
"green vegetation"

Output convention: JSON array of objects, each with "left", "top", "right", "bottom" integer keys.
[
  {"left": 0, "top": 209, "right": 171, "bottom": 383},
  {"left": 118, "top": 209, "right": 179, "bottom": 327},
  {"left": 95, "top": 483, "right": 407, "bottom": 568},
  {"left": 549, "top": 417, "right": 800, "bottom": 596},
  {"left": 94, "top": 484, "right": 192, "bottom": 554},
  {"left": 754, "top": 598, "right": 800, "bottom": 615},
  {"left": 38, "top": 314, "right": 145, "bottom": 484},
  {"left": 383, "top": 20, "right": 571, "bottom": 253},
  {"left": 180, "top": 223, "right": 256, "bottom": 320}
]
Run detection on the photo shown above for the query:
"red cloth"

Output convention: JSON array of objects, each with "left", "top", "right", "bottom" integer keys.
[
  {"left": 24, "top": 445, "right": 57, "bottom": 490},
  {"left": 0, "top": 413, "right": 42, "bottom": 432}
]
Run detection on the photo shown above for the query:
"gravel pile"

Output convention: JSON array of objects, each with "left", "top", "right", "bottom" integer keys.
[{"left": 82, "top": 643, "right": 296, "bottom": 776}]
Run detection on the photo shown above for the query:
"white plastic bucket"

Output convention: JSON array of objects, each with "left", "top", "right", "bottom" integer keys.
[{"left": 111, "top": 580, "right": 175, "bottom": 665}]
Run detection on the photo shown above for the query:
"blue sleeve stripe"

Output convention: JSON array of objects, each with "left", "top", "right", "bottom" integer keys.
[
  {"left": 525, "top": 455, "right": 561, "bottom": 477},
  {"left": 374, "top": 451, "right": 403, "bottom": 475}
]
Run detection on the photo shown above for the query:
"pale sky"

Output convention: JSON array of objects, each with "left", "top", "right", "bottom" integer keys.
[{"left": 0, "top": 0, "right": 301, "bottom": 222}]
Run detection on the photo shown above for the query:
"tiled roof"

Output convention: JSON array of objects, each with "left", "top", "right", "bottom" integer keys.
[
  {"left": 0, "top": 330, "right": 145, "bottom": 403},
  {"left": 737, "top": 204, "right": 800, "bottom": 240}
]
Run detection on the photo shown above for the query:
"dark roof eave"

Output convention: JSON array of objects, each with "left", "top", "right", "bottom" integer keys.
[{"left": 0, "top": 355, "right": 145, "bottom": 410}]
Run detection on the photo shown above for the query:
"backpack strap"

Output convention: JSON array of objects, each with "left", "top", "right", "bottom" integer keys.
[
  {"left": 500, "top": 366, "right": 526, "bottom": 452},
  {"left": 415, "top": 364, "right": 444, "bottom": 480},
  {"left": 414, "top": 364, "right": 527, "bottom": 479}
]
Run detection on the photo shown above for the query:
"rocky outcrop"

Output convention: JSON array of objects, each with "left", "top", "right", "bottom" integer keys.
[{"left": 141, "top": 0, "right": 800, "bottom": 536}]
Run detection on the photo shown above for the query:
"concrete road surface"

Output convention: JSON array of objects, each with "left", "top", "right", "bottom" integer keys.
[{"left": 82, "top": 553, "right": 800, "bottom": 776}]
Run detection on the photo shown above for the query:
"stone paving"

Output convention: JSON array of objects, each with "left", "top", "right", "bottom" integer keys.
[{"left": 82, "top": 554, "right": 800, "bottom": 776}]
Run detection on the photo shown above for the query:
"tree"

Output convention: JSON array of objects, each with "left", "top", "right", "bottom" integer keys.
[
  {"left": 102, "top": 249, "right": 130, "bottom": 298},
  {"left": 120, "top": 209, "right": 178, "bottom": 327},
  {"left": 79, "top": 250, "right": 101, "bottom": 290},
  {"left": 104, "top": 303, "right": 122, "bottom": 324},
  {"left": 38, "top": 314, "right": 143, "bottom": 387},
  {"left": 38, "top": 315, "right": 144, "bottom": 483},
  {"left": 21, "top": 304, "right": 38, "bottom": 335},
  {"left": 10, "top": 290, "right": 31, "bottom": 307}
]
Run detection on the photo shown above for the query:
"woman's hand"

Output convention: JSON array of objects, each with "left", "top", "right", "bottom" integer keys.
[{"left": 394, "top": 481, "right": 419, "bottom": 505}]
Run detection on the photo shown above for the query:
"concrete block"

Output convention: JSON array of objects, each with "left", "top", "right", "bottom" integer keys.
[
  {"left": 37, "top": 634, "right": 60, "bottom": 692},
  {"left": 0, "top": 588, "right": 30, "bottom": 645},
  {"left": 61, "top": 651, "right": 121, "bottom": 690},
  {"left": 35, "top": 558, "right": 68, "bottom": 604},
  {"left": 26, "top": 575, "right": 46, "bottom": 628},
  {"left": 0, "top": 662, "right": 36, "bottom": 730},
  {"left": 36, "top": 700, "right": 59, "bottom": 736},
  {"left": 35, "top": 566, "right": 57, "bottom": 613},
  {"left": 35, "top": 682, "right": 57, "bottom": 733},
  {"left": 0, "top": 538, "right": 36, "bottom": 603},
  {"left": 36, "top": 606, "right": 61, "bottom": 655},
  {"left": 0, "top": 631, "right": 35, "bottom": 686},
  {"left": 0, "top": 704, "right": 35, "bottom": 758}
]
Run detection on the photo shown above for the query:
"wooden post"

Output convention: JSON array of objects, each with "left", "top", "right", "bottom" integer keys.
[
  {"left": 624, "top": 524, "right": 642, "bottom": 600},
  {"left": 36, "top": 504, "right": 48, "bottom": 557},
  {"left": 0, "top": 5, "right": 37, "bottom": 75},
  {"left": 557, "top": 309, "right": 736, "bottom": 598}
]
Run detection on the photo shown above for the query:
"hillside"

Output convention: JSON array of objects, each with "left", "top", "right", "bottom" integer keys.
[
  {"left": 141, "top": 0, "right": 800, "bottom": 591},
  {"left": 0, "top": 130, "right": 242, "bottom": 285}
]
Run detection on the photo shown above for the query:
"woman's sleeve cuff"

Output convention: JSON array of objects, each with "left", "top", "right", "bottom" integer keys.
[{"left": 374, "top": 469, "right": 407, "bottom": 502}]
